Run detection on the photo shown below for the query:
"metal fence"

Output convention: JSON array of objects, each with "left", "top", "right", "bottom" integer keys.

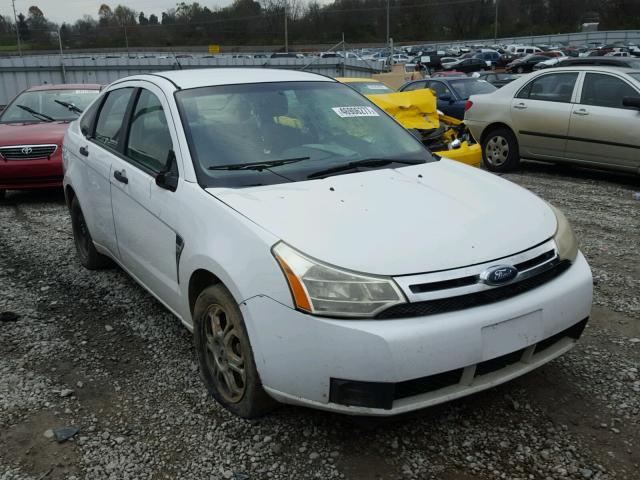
[
  {"left": 0, "top": 54, "right": 385, "bottom": 106},
  {"left": 431, "top": 29, "right": 640, "bottom": 49}
]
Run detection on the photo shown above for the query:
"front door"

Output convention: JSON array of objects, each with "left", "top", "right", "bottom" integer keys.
[
  {"left": 565, "top": 72, "right": 640, "bottom": 171},
  {"left": 108, "top": 86, "right": 183, "bottom": 312},
  {"left": 510, "top": 71, "right": 578, "bottom": 159}
]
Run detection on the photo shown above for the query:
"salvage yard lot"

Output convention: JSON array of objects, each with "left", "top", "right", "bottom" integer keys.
[{"left": 0, "top": 162, "right": 639, "bottom": 480}]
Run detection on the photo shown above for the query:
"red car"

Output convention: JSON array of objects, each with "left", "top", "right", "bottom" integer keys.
[{"left": 0, "top": 84, "right": 101, "bottom": 198}]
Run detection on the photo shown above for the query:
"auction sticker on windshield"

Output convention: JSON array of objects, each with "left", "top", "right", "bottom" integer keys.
[{"left": 332, "top": 106, "right": 379, "bottom": 118}]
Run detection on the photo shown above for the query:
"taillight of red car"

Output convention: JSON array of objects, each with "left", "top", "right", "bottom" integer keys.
[{"left": 464, "top": 100, "right": 473, "bottom": 112}]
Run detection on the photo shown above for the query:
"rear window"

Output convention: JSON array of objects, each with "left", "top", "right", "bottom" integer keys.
[{"left": 449, "top": 79, "right": 496, "bottom": 99}]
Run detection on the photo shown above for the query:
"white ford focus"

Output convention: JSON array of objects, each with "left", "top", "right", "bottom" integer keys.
[{"left": 63, "top": 69, "right": 592, "bottom": 418}]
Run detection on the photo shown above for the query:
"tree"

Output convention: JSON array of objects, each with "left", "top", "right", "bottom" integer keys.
[
  {"left": 98, "top": 4, "right": 113, "bottom": 26},
  {"left": 17, "top": 13, "right": 29, "bottom": 41},
  {"left": 148, "top": 13, "right": 159, "bottom": 25},
  {"left": 114, "top": 5, "right": 137, "bottom": 25},
  {"left": 139, "top": 11, "right": 148, "bottom": 25}
]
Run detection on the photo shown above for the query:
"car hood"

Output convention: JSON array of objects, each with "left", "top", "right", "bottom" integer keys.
[
  {"left": 208, "top": 160, "right": 557, "bottom": 276},
  {"left": 0, "top": 121, "right": 70, "bottom": 146},
  {"left": 366, "top": 90, "right": 439, "bottom": 130}
]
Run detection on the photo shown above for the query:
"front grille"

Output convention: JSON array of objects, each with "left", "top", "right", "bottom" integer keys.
[
  {"left": 0, "top": 144, "right": 57, "bottom": 160},
  {"left": 378, "top": 260, "right": 570, "bottom": 319}
]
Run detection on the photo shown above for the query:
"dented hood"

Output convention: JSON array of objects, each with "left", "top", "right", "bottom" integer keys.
[{"left": 366, "top": 90, "right": 439, "bottom": 131}]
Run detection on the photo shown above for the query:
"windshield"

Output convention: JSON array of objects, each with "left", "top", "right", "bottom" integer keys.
[
  {"left": 0, "top": 89, "right": 99, "bottom": 123},
  {"left": 347, "top": 82, "right": 395, "bottom": 95},
  {"left": 449, "top": 79, "right": 497, "bottom": 99},
  {"left": 176, "top": 81, "right": 433, "bottom": 188}
]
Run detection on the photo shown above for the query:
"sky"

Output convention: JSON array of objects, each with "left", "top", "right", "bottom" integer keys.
[{"left": 1, "top": 0, "right": 232, "bottom": 24}]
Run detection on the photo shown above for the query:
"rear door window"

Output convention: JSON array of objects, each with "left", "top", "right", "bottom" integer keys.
[
  {"left": 402, "top": 81, "right": 427, "bottom": 92},
  {"left": 426, "top": 81, "right": 452, "bottom": 97},
  {"left": 516, "top": 73, "right": 578, "bottom": 103},
  {"left": 580, "top": 73, "right": 639, "bottom": 109},
  {"left": 94, "top": 88, "right": 134, "bottom": 151}
]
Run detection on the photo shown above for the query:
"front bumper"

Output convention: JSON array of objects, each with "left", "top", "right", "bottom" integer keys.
[
  {"left": 0, "top": 154, "right": 63, "bottom": 190},
  {"left": 240, "top": 252, "right": 592, "bottom": 415},
  {"left": 435, "top": 141, "right": 481, "bottom": 168}
]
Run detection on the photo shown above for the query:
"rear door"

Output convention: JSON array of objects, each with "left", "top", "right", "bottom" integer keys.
[
  {"left": 510, "top": 71, "right": 579, "bottom": 159},
  {"left": 79, "top": 87, "right": 136, "bottom": 257},
  {"left": 565, "top": 72, "right": 640, "bottom": 171},
  {"left": 109, "top": 85, "right": 183, "bottom": 312}
]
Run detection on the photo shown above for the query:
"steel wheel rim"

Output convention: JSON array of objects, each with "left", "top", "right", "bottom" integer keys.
[
  {"left": 485, "top": 135, "right": 509, "bottom": 166},
  {"left": 203, "top": 304, "right": 246, "bottom": 403}
]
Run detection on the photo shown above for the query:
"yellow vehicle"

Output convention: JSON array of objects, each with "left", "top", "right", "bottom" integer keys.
[{"left": 336, "top": 77, "right": 481, "bottom": 167}]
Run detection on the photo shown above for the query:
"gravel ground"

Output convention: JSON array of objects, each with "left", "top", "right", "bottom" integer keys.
[{"left": 1, "top": 161, "right": 639, "bottom": 480}]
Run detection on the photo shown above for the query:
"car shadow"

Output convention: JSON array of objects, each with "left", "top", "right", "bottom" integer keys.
[
  {"left": 518, "top": 159, "right": 640, "bottom": 187},
  {"left": 0, "top": 188, "right": 66, "bottom": 206}
]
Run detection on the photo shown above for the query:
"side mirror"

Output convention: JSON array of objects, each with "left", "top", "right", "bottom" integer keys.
[
  {"left": 622, "top": 96, "right": 640, "bottom": 109},
  {"left": 156, "top": 149, "right": 179, "bottom": 192}
]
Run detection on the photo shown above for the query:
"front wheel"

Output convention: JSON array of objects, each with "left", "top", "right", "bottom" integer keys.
[
  {"left": 482, "top": 127, "right": 520, "bottom": 172},
  {"left": 193, "top": 284, "right": 276, "bottom": 418},
  {"left": 517, "top": 66, "right": 524, "bottom": 74},
  {"left": 70, "top": 197, "right": 112, "bottom": 269}
]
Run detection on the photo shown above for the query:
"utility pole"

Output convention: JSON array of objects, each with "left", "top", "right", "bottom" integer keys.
[
  {"left": 494, "top": 0, "right": 499, "bottom": 44},
  {"left": 386, "top": 0, "right": 390, "bottom": 50},
  {"left": 284, "top": 1, "right": 288, "bottom": 53},
  {"left": 57, "top": 27, "right": 67, "bottom": 83},
  {"left": 11, "top": 0, "right": 22, "bottom": 56},
  {"left": 123, "top": 24, "right": 130, "bottom": 55}
]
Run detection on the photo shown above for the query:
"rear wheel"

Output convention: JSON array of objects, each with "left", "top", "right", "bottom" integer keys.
[
  {"left": 482, "top": 127, "right": 520, "bottom": 172},
  {"left": 517, "top": 66, "right": 525, "bottom": 74},
  {"left": 193, "top": 284, "right": 276, "bottom": 418},
  {"left": 70, "top": 197, "right": 112, "bottom": 269}
]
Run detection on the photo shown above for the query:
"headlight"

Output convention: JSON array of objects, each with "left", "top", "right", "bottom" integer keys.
[
  {"left": 272, "top": 242, "right": 406, "bottom": 318},
  {"left": 550, "top": 204, "right": 578, "bottom": 262}
]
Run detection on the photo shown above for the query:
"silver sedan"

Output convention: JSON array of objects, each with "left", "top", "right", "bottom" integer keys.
[{"left": 464, "top": 66, "right": 640, "bottom": 174}]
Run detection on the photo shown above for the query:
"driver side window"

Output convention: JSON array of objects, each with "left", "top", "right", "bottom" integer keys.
[{"left": 126, "top": 89, "right": 174, "bottom": 173}]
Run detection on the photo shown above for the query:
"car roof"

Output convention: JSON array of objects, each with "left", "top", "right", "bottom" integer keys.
[
  {"left": 124, "top": 68, "right": 334, "bottom": 90},
  {"left": 335, "top": 77, "right": 381, "bottom": 83},
  {"left": 551, "top": 65, "right": 639, "bottom": 74},
  {"left": 26, "top": 83, "right": 102, "bottom": 92}
]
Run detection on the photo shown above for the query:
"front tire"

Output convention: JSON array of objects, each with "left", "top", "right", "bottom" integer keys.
[
  {"left": 70, "top": 196, "right": 112, "bottom": 269},
  {"left": 517, "top": 66, "right": 524, "bottom": 74},
  {"left": 193, "top": 284, "right": 276, "bottom": 418},
  {"left": 482, "top": 127, "right": 520, "bottom": 172}
]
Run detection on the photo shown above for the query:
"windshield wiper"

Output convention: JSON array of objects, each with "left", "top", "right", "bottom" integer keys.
[
  {"left": 307, "top": 158, "right": 424, "bottom": 179},
  {"left": 54, "top": 99, "right": 83, "bottom": 114},
  {"left": 16, "top": 105, "right": 55, "bottom": 122},
  {"left": 208, "top": 157, "right": 310, "bottom": 171}
]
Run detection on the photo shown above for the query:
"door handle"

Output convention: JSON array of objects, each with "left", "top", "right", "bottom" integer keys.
[
  {"left": 513, "top": 103, "right": 527, "bottom": 110},
  {"left": 573, "top": 109, "right": 589, "bottom": 116},
  {"left": 113, "top": 169, "right": 128, "bottom": 184},
  {"left": 79, "top": 146, "right": 89, "bottom": 157}
]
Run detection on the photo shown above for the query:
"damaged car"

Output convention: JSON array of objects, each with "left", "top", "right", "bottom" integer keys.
[{"left": 338, "top": 77, "right": 481, "bottom": 167}]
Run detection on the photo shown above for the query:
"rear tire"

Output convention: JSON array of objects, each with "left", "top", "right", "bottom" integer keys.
[
  {"left": 70, "top": 196, "right": 112, "bottom": 270},
  {"left": 482, "top": 127, "right": 520, "bottom": 173},
  {"left": 193, "top": 284, "right": 276, "bottom": 418}
]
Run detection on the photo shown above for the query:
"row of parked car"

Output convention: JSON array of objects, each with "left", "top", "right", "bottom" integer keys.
[{"left": 0, "top": 66, "right": 595, "bottom": 421}]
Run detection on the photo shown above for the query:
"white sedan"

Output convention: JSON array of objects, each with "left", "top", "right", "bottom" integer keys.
[{"left": 63, "top": 68, "right": 592, "bottom": 417}]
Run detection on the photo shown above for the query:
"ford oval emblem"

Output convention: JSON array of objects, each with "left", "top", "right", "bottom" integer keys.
[{"left": 480, "top": 265, "right": 518, "bottom": 285}]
